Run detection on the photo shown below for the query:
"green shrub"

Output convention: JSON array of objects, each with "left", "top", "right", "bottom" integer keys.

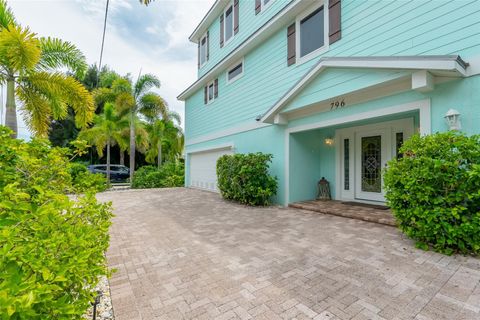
[
  {"left": 0, "top": 126, "right": 113, "bottom": 319},
  {"left": 69, "top": 162, "right": 108, "bottom": 193},
  {"left": 131, "top": 162, "right": 184, "bottom": 189},
  {"left": 384, "top": 132, "right": 480, "bottom": 255},
  {"left": 217, "top": 153, "right": 278, "bottom": 206}
]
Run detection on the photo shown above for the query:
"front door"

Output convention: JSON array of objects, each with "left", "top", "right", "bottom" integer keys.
[
  {"left": 336, "top": 118, "right": 414, "bottom": 203},
  {"left": 355, "top": 129, "right": 390, "bottom": 202}
]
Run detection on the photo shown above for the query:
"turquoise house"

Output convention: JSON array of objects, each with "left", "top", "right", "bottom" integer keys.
[{"left": 178, "top": 0, "right": 480, "bottom": 206}]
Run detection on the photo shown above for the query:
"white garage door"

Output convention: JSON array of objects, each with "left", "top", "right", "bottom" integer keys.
[{"left": 189, "top": 148, "right": 233, "bottom": 192}]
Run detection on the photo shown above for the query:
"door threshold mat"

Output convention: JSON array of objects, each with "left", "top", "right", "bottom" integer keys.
[{"left": 341, "top": 201, "right": 390, "bottom": 210}]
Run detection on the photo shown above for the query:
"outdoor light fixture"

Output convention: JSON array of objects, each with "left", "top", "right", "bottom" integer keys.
[
  {"left": 444, "top": 109, "right": 461, "bottom": 131},
  {"left": 324, "top": 137, "right": 334, "bottom": 146}
]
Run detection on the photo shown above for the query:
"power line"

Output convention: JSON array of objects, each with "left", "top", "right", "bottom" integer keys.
[{"left": 97, "top": 0, "right": 110, "bottom": 87}]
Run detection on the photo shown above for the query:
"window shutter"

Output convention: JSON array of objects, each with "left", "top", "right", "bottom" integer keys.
[
  {"left": 214, "top": 79, "right": 218, "bottom": 98},
  {"left": 287, "top": 23, "right": 296, "bottom": 66},
  {"left": 204, "top": 86, "right": 208, "bottom": 104},
  {"left": 234, "top": 0, "right": 239, "bottom": 35},
  {"left": 206, "top": 31, "right": 210, "bottom": 60},
  {"left": 220, "top": 15, "right": 224, "bottom": 48},
  {"left": 255, "top": 0, "right": 261, "bottom": 15},
  {"left": 329, "top": 0, "right": 341, "bottom": 44},
  {"left": 197, "top": 42, "right": 200, "bottom": 69}
]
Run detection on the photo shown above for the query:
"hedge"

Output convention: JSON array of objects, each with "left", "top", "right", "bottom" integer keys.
[
  {"left": 217, "top": 153, "right": 277, "bottom": 206},
  {"left": 0, "top": 126, "right": 113, "bottom": 319},
  {"left": 131, "top": 162, "right": 184, "bottom": 189},
  {"left": 384, "top": 132, "right": 480, "bottom": 255}
]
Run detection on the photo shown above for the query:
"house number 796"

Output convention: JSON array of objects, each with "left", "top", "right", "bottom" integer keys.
[{"left": 330, "top": 99, "right": 346, "bottom": 110}]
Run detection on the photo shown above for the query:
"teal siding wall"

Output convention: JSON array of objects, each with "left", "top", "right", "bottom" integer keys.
[
  {"left": 283, "top": 69, "right": 410, "bottom": 113},
  {"left": 198, "top": 0, "right": 291, "bottom": 78},
  {"left": 185, "top": 125, "right": 286, "bottom": 204},
  {"left": 186, "top": 0, "right": 480, "bottom": 141},
  {"left": 288, "top": 76, "right": 480, "bottom": 135}
]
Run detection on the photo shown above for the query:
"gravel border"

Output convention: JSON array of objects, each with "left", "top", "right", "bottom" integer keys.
[{"left": 84, "top": 276, "right": 114, "bottom": 320}]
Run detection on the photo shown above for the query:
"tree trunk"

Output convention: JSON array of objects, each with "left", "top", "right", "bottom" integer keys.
[
  {"left": 157, "top": 141, "right": 162, "bottom": 169},
  {"left": 5, "top": 78, "right": 17, "bottom": 138},
  {"left": 106, "top": 141, "right": 111, "bottom": 185},
  {"left": 119, "top": 150, "right": 124, "bottom": 165},
  {"left": 129, "top": 111, "right": 135, "bottom": 184}
]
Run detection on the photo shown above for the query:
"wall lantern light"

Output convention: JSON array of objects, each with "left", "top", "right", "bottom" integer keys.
[
  {"left": 444, "top": 109, "right": 461, "bottom": 131},
  {"left": 324, "top": 137, "right": 334, "bottom": 146}
]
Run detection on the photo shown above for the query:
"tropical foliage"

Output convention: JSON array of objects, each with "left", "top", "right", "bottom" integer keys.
[
  {"left": 131, "top": 162, "right": 184, "bottom": 189},
  {"left": 78, "top": 103, "right": 128, "bottom": 183},
  {"left": 0, "top": 126, "right": 112, "bottom": 319},
  {"left": 0, "top": 0, "right": 94, "bottom": 138},
  {"left": 217, "top": 153, "right": 278, "bottom": 206},
  {"left": 93, "top": 73, "right": 168, "bottom": 181},
  {"left": 384, "top": 132, "right": 480, "bottom": 255}
]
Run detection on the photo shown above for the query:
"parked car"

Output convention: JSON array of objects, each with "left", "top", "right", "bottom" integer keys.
[{"left": 87, "top": 164, "right": 130, "bottom": 182}]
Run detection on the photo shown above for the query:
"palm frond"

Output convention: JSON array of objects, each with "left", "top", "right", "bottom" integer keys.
[
  {"left": 112, "top": 77, "right": 132, "bottom": 95},
  {"left": 23, "top": 71, "right": 94, "bottom": 131},
  {"left": 139, "top": 92, "right": 167, "bottom": 120},
  {"left": 167, "top": 110, "right": 181, "bottom": 125},
  {"left": 0, "top": 0, "right": 16, "bottom": 30},
  {"left": 134, "top": 73, "right": 160, "bottom": 98},
  {"left": 0, "top": 24, "right": 40, "bottom": 74},
  {"left": 16, "top": 85, "right": 51, "bottom": 137},
  {"left": 140, "top": 0, "right": 155, "bottom": 6},
  {"left": 93, "top": 87, "right": 116, "bottom": 106},
  {"left": 115, "top": 92, "right": 135, "bottom": 115},
  {"left": 38, "top": 37, "right": 87, "bottom": 78}
]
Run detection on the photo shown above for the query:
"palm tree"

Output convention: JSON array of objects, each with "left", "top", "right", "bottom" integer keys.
[
  {"left": 96, "top": 74, "right": 167, "bottom": 182},
  {"left": 140, "top": 0, "right": 154, "bottom": 5},
  {"left": 78, "top": 103, "right": 128, "bottom": 184},
  {"left": 146, "top": 115, "right": 184, "bottom": 168},
  {"left": 0, "top": 1, "right": 94, "bottom": 138}
]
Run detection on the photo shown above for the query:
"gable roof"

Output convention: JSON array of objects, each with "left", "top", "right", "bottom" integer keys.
[
  {"left": 189, "top": 0, "right": 227, "bottom": 43},
  {"left": 260, "top": 55, "right": 468, "bottom": 123}
]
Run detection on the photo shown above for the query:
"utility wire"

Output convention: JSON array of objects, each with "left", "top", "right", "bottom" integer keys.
[{"left": 97, "top": 0, "right": 110, "bottom": 87}]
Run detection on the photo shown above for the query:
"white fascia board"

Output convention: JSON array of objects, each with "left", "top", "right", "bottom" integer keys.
[
  {"left": 189, "top": 0, "right": 227, "bottom": 43},
  {"left": 186, "top": 142, "right": 234, "bottom": 155},
  {"left": 261, "top": 56, "right": 468, "bottom": 123},
  {"left": 178, "top": 0, "right": 307, "bottom": 101}
]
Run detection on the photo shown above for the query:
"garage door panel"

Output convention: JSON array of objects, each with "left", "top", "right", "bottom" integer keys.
[{"left": 189, "top": 148, "right": 233, "bottom": 192}]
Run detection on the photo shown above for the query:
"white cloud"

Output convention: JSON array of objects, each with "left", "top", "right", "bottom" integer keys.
[{"left": 5, "top": 0, "right": 213, "bottom": 136}]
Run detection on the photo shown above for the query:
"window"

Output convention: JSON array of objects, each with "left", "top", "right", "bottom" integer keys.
[
  {"left": 208, "top": 82, "right": 214, "bottom": 102},
  {"left": 226, "top": 60, "right": 243, "bottom": 83},
  {"left": 204, "top": 79, "right": 218, "bottom": 104},
  {"left": 224, "top": 5, "right": 234, "bottom": 43},
  {"left": 199, "top": 33, "right": 208, "bottom": 66},
  {"left": 300, "top": 7, "right": 324, "bottom": 57},
  {"left": 295, "top": 3, "right": 328, "bottom": 63},
  {"left": 262, "top": 0, "right": 272, "bottom": 10}
]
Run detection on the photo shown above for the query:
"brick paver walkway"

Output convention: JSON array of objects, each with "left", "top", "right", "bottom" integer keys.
[{"left": 98, "top": 188, "right": 480, "bottom": 320}]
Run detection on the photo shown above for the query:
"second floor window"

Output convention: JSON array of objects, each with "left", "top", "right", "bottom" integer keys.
[
  {"left": 299, "top": 6, "right": 325, "bottom": 58},
  {"left": 227, "top": 60, "right": 243, "bottom": 84},
  {"left": 199, "top": 33, "right": 208, "bottom": 66},
  {"left": 224, "top": 5, "right": 234, "bottom": 43}
]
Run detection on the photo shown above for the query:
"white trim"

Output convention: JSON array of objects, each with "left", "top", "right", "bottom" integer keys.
[
  {"left": 199, "top": 32, "right": 209, "bottom": 68},
  {"left": 223, "top": 1, "right": 236, "bottom": 47},
  {"left": 186, "top": 142, "right": 234, "bottom": 155},
  {"left": 295, "top": 1, "right": 329, "bottom": 65},
  {"left": 178, "top": 0, "right": 311, "bottom": 100},
  {"left": 261, "top": 56, "right": 467, "bottom": 123},
  {"left": 335, "top": 118, "right": 414, "bottom": 203},
  {"left": 186, "top": 121, "right": 271, "bottom": 146},
  {"left": 284, "top": 99, "right": 431, "bottom": 205},
  {"left": 260, "top": 0, "right": 274, "bottom": 12},
  {"left": 226, "top": 58, "right": 244, "bottom": 84}
]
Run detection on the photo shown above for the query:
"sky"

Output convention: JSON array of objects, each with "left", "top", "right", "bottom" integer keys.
[{"left": 2, "top": 0, "right": 213, "bottom": 139}]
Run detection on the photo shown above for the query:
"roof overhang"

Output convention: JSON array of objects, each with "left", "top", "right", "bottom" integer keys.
[
  {"left": 178, "top": 0, "right": 305, "bottom": 101},
  {"left": 189, "top": 0, "right": 229, "bottom": 43},
  {"left": 261, "top": 55, "right": 469, "bottom": 123}
]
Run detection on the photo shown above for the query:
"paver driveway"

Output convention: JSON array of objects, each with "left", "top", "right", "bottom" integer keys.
[{"left": 97, "top": 188, "right": 480, "bottom": 320}]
